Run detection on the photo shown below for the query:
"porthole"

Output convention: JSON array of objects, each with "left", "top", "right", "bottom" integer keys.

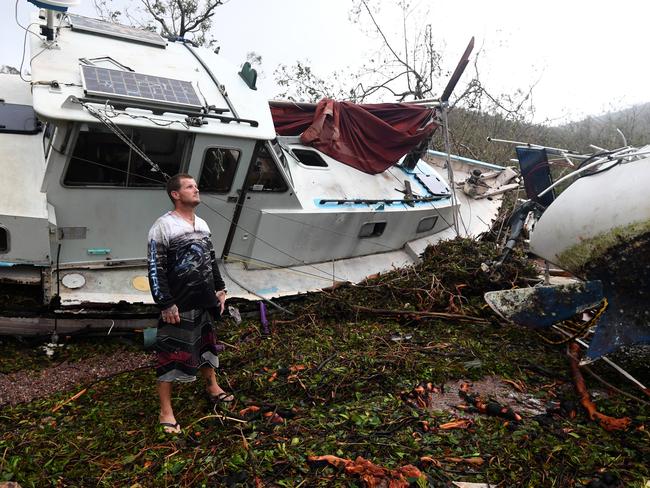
[
  {"left": 0, "top": 226, "right": 9, "bottom": 253},
  {"left": 416, "top": 216, "right": 438, "bottom": 233},
  {"left": 359, "top": 221, "right": 386, "bottom": 238},
  {"left": 292, "top": 149, "right": 328, "bottom": 167}
]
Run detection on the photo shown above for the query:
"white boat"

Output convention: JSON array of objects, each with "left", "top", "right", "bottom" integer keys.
[{"left": 0, "top": 4, "right": 515, "bottom": 335}]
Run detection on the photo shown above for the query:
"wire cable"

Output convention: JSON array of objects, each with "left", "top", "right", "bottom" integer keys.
[
  {"left": 199, "top": 198, "right": 346, "bottom": 282},
  {"left": 224, "top": 253, "right": 345, "bottom": 283},
  {"left": 218, "top": 262, "right": 293, "bottom": 315}
]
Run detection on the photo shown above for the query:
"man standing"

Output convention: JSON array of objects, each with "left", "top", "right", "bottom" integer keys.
[{"left": 147, "top": 173, "right": 232, "bottom": 434}]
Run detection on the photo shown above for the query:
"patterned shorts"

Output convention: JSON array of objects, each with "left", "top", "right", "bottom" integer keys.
[{"left": 155, "top": 308, "right": 224, "bottom": 382}]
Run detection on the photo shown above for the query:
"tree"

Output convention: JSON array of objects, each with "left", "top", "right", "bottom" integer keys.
[
  {"left": 273, "top": 61, "right": 354, "bottom": 103},
  {"left": 272, "top": 1, "right": 540, "bottom": 163},
  {"left": 348, "top": 0, "right": 443, "bottom": 102},
  {"left": 93, "top": 0, "right": 227, "bottom": 46}
]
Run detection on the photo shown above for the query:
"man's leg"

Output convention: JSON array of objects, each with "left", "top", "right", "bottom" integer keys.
[
  {"left": 158, "top": 381, "right": 181, "bottom": 432},
  {"left": 200, "top": 366, "right": 233, "bottom": 401}
]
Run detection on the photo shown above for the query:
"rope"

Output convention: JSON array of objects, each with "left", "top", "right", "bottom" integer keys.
[{"left": 534, "top": 298, "right": 608, "bottom": 345}]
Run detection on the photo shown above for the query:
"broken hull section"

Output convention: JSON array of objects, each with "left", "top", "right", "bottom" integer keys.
[
  {"left": 581, "top": 231, "right": 650, "bottom": 358},
  {"left": 489, "top": 149, "right": 650, "bottom": 358},
  {"left": 484, "top": 281, "right": 604, "bottom": 329},
  {"left": 530, "top": 156, "right": 650, "bottom": 357}
]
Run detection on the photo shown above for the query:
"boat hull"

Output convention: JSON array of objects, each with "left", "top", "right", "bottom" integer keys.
[
  {"left": 529, "top": 156, "right": 650, "bottom": 358},
  {"left": 529, "top": 157, "right": 650, "bottom": 273}
]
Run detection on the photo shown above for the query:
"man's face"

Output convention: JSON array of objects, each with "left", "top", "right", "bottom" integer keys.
[{"left": 173, "top": 178, "right": 200, "bottom": 207}]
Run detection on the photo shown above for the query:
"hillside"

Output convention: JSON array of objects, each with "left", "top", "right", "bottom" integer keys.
[{"left": 434, "top": 103, "right": 650, "bottom": 166}]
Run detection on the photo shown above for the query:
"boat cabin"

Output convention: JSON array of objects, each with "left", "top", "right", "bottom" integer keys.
[{"left": 0, "top": 11, "right": 508, "bottom": 323}]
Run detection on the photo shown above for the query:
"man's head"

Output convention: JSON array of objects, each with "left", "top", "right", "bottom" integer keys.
[{"left": 166, "top": 173, "right": 200, "bottom": 208}]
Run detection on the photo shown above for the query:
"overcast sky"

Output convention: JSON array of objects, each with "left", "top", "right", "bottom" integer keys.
[{"left": 2, "top": 0, "right": 648, "bottom": 123}]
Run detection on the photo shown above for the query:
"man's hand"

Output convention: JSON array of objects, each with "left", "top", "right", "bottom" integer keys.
[
  {"left": 216, "top": 290, "right": 227, "bottom": 315},
  {"left": 161, "top": 304, "right": 180, "bottom": 324}
]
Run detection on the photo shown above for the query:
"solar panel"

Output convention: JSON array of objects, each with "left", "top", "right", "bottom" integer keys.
[
  {"left": 69, "top": 15, "right": 167, "bottom": 48},
  {"left": 80, "top": 65, "right": 203, "bottom": 111}
]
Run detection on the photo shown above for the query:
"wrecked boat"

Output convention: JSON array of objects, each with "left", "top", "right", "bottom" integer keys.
[
  {"left": 0, "top": 2, "right": 515, "bottom": 335},
  {"left": 485, "top": 141, "right": 650, "bottom": 360}
]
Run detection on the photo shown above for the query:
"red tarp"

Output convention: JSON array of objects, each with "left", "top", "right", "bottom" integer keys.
[{"left": 269, "top": 99, "right": 438, "bottom": 174}]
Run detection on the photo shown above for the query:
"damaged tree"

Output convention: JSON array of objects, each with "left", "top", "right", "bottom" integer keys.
[{"left": 93, "top": 0, "right": 227, "bottom": 46}]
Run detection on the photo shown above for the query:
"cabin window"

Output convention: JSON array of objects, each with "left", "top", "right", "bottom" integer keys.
[
  {"left": 0, "top": 227, "right": 8, "bottom": 253},
  {"left": 0, "top": 103, "right": 42, "bottom": 135},
  {"left": 246, "top": 144, "right": 288, "bottom": 192},
  {"left": 293, "top": 148, "right": 328, "bottom": 167},
  {"left": 416, "top": 216, "right": 438, "bottom": 233},
  {"left": 63, "top": 125, "right": 186, "bottom": 187},
  {"left": 359, "top": 221, "right": 386, "bottom": 238},
  {"left": 198, "top": 148, "right": 241, "bottom": 193}
]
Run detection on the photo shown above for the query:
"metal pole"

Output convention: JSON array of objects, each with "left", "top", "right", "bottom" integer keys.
[
  {"left": 46, "top": 9, "right": 55, "bottom": 41},
  {"left": 552, "top": 325, "right": 648, "bottom": 392},
  {"left": 487, "top": 137, "right": 590, "bottom": 160},
  {"left": 440, "top": 103, "right": 460, "bottom": 236}
]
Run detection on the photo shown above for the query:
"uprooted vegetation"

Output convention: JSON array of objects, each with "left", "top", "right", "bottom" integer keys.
[{"left": 0, "top": 238, "right": 648, "bottom": 487}]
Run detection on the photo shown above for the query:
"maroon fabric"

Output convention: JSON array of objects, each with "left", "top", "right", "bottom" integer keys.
[{"left": 270, "top": 99, "right": 438, "bottom": 174}]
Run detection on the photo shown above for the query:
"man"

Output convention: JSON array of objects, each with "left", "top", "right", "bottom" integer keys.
[{"left": 147, "top": 173, "right": 232, "bottom": 434}]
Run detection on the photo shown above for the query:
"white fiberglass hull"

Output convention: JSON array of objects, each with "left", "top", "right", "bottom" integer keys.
[{"left": 529, "top": 155, "right": 650, "bottom": 273}]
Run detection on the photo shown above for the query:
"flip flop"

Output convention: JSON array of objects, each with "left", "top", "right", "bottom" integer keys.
[
  {"left": 160, "top": 422, "right": 181, "bottom": 434},
  {"left": 207, "top": 392, "right": 235, "bottom": 404}
]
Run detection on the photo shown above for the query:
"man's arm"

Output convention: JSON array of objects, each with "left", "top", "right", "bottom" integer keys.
[
  {"left": 148, "top": 237, "right": 179, "bottom": 323},
  {"left": 207, "top": 239, "right": 227, "bottom": 314}
]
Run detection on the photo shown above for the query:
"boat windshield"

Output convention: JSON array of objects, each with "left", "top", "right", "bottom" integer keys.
[{"left": 269, "top": 139, "right": 293, "bottom": 187}]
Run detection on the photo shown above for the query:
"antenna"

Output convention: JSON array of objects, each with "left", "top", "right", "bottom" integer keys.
[{"left": 26, "top": 0, "right": 80, "bottom": 41}]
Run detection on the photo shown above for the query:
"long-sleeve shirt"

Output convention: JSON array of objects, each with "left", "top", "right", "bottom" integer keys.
[{"left": 147, "top": 211, "right": 225, "bottom": 312}]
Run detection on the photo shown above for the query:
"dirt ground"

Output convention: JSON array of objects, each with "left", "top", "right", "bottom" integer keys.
[{"left": 0, "top": 349, "right": 154, "bottom": 407}]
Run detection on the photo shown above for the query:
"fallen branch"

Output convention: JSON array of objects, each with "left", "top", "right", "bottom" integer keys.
[
  {"left": 439, "top": 418, "right": 473, "bottom": 430},
  {"left": 568, "top": 343, "right": 631, "bottom": 432},
  {"left": 443, "top": 456, "right": 484, "bottom": 467},
  {"left": 307, "top": 455, "right": 424, "bottom": 487},
  {"left": 52, "top": 388, "right": 87, "bottom": 413},
  {"left": 582, "top": 365, "right": 650, "bottom": 407},
  {"left": 187, "top": 413, "right": 248, "bottom": 429},
  {"left": 351, "top": 305, "right": 489, "bottom": 324},
  {"left": 458, "top": 383, "right": 522, "bottom": 422}
]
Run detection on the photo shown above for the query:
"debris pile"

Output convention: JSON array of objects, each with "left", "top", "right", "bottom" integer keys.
[
  {"left": 0, "top": 237, "right": 647, "bottom": 486},
  {"left": 300, "top": 236, "right": 538, "bottom": 322}
]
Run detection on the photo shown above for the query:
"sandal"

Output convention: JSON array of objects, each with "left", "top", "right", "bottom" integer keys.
[
  {"left": 160, "top": 421, "right": 182, "bottom": 434},
  {"left": 206, "top": 391, "right": 235, "bottom": 404}
]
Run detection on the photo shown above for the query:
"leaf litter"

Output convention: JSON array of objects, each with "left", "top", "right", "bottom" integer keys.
[{"left": 0, "top": 237, "right": 648, "bottom": 487}]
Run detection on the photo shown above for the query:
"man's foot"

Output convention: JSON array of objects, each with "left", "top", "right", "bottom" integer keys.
[
  {"left": 160, "top": 421, "right": 182, "bottom": 434},
  {"left": 159, "top": 413, "right": 181, "bottom": 434},
  {"left": 206, "top": 386, "right": 235, "bottom": 404},
  {"left": 207, "top": 391, "right": 235, "bottom": 403}
]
